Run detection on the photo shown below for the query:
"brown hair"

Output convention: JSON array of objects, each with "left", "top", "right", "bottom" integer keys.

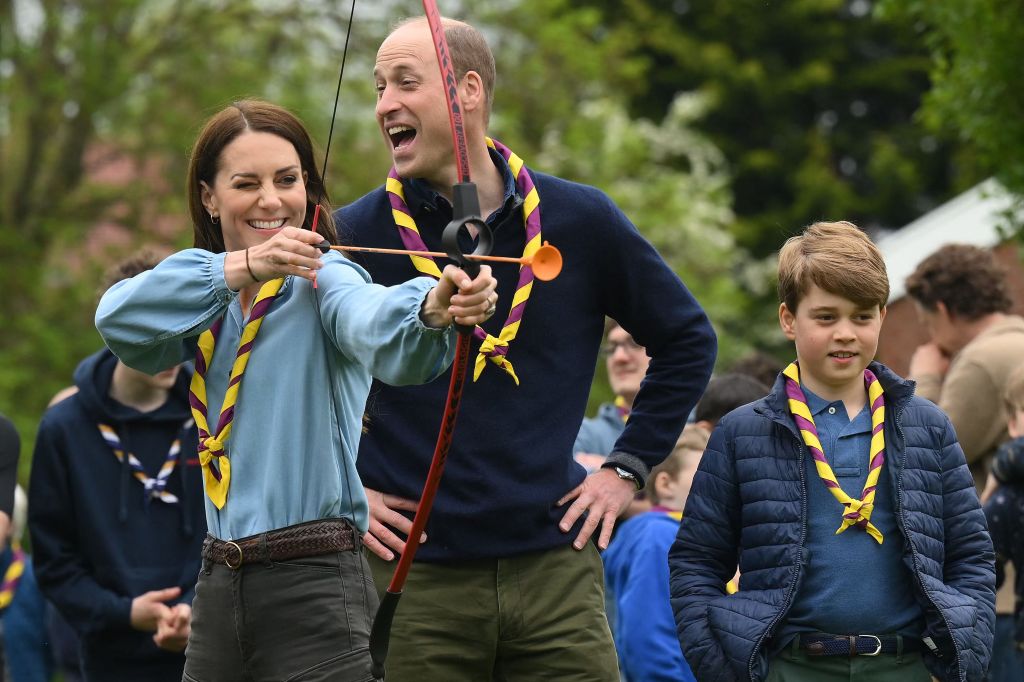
[
  {"left": 777, "top": 221, "right": 889, "bottom": 312},
  {"left": 647, "top": 424, "right": 710, "bottom": 503},
  {"left": 101, "top": 249, "right": 163, "bottom": 290},
  {"left": 96, "top": 249, "right": 165, "bottom": 302},
  {"left": 905, "top": 244, "right": 1013, "bottom": 320},
  {"left": 1004, "top": 364, "right": 1024, "bottom": 416},
  {"left": 187, "top": 99, "right": 337, "bottom": 253},
  {"left": 393, "top": 17, "right": 496, "bottom": 122}
]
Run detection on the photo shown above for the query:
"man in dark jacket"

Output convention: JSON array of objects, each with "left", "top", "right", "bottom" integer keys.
[
  {"left": 29, "top": 254, "right": 205, "bottom": 682},
  {"left": 670, "top": 222, "right": 995, "bottom": 681},
  {"left": 336, "top": 16, "right": 716, "bottom": 681}
]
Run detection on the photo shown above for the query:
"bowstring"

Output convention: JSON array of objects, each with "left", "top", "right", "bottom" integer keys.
[{"left": 308, "top": 0, "right": 372, "bottom": 618}]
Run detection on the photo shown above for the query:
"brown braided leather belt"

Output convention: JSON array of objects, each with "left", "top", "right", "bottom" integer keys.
[{"left": 202, "top": 518, "right": 356, "bottom": 569}]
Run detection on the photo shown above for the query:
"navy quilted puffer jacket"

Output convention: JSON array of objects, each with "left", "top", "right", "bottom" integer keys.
[{"left": 669, "top": 362, "right": 995, "bottom": 681}]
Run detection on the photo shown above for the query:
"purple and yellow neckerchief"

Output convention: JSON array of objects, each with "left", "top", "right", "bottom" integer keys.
[
  {"left": 189, "top": 277, "right": 284, "bottom": 509},
  {"left": 651, "top": 505, "right": 683, "bottom": 520},
  {"left": 0, "top": 545, "right": 25, "bottom": 611},
  {"left": 386, "top": 137, "right": 541, "bottom": 385},
  {"left": 783, "top": 361, "right": 887, "bottom": 544},
  {"left": 97, "top": 419, "right": 192, "bottom": 505},
  {"left": 614, "top": 395, "right": 631, "bottom": 423}
]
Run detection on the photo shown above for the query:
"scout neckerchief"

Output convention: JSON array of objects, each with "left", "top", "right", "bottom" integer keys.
[
  {"left": 386, "top": 137, "right": 542, "bottom": 385},
  {"left": 189, "top": 278, "right": 284, "bottom": 509},
  {"left": 97, "top": 419, "right": 193, "bottom": 505},
  {"left": 783, "top": 361, "right": 887, "bottom": 544},
  {"left": 0, "top": 546, "right": 25, "bottom": 611},
  {"left": 614, "top": 395, "right": 630, "bottom": 423}
]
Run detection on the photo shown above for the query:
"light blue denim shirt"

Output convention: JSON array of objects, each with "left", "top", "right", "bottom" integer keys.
[{"left": 95, "top": 248, "right": 455, "bottom": 540}]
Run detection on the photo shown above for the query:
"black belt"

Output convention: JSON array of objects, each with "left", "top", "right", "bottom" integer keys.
[{"left": 798, "top": 633, "right": 923, "bottom": 657}]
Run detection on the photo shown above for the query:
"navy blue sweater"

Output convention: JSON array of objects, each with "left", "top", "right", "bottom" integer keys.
[
  {"left": 28, "top": 349, "right": 205, "bottom": 673},
  {"left": 336, "top": 160, "right": 716, "bottom": 560}
]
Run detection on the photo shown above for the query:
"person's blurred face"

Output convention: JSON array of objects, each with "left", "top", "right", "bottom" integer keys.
[
  {"left": 914, "top": 302, "right": 961, "bottom": 355},
  {"left": 604, "top": 326, "right": 650, "bottom": 405},
  {"left": 200, "top": 131, "right": 308, "bottom": 252},
  {"left": 374, "top": 22, "right": 458, "bottom": 187},
  {"left": 654, "top": 450, "right": 703, "bottom": 512},
  {"left": 121, "top": 363, "right": 181, "bottom": 392}
]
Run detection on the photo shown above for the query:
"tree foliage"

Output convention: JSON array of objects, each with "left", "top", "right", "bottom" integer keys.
[
  {"left": 0, "top": 0, "right": 366, "bottom": 471},
  {"left": 563, "top": 0, "right": 980, "bottom": 257},
  {"left": 0, "top": 0, "right": 987, "bottom": 468},
  {"left": 877, "top": 0, "right": 1024, "bottom": 198}
]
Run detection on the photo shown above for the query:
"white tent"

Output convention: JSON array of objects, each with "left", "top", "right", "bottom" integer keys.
[{"left": 876, "top": 178, "right": 1023, "bottom": 302}]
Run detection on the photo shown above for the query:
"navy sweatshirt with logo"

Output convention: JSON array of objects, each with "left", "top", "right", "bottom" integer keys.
[
  {"left": 29, "top": 348, "right": 205, "bottom": 675},
  {"left": 336, "top": 157, "right": 717, "bottom": 561}
]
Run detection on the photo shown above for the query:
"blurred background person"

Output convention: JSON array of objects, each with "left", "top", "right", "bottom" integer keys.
[
  {"left": 575, "top": 320, "right": 653, "bottom": 472},
  {"left": 693, "top": 371, "right": 770, "bottom": 432},
  {"left": 0, "top": 415, "right": 20, "bottom": 553},
  {"left": 727, "top": 351, "right": 784, "bottom": 393},
  {"left": 575, "top": 320, "right": 657, "bottom": 522},
  {"left": 981, "top": 363, "right": 1024, "bottom": 682},
  {"left": 905, "top": 244, "right": 1024, "bottom": 490},
  {"left": 905, "top": 244, "right": 1024, "bottom": 676},
  {"left": 29, "top": 252, "right": 205, "bottom": 682},
  {"left": 603, "top": 424, "right": 709, "bottom": 682},
  {"left": 0, "top": 486, "right": 55, "bottom": 682}
]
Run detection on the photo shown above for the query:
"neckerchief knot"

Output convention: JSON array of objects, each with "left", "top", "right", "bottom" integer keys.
[
  {"left": 201, "top": 436, "right": 225, "bottom": 456},
  {"left": 97, "top": 421, "right": 189, "bottom": 505},
  {"left": 386, "top": 137, "right": 541, "bottom": 385},
  {"left": 783, "top": 361, "right": 887, "bottom": 544},
  {"left": 475, "top": 333, "right": 519, "bottom": 385}
]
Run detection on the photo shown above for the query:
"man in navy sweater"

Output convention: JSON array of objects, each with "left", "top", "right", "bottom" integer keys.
[{"left": 336, "top": 17, "right": 716, "bottom": 680}]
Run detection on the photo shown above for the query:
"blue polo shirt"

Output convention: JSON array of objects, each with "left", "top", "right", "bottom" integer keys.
[{"left": 776, "top": 386, "right": 924, "bottom": 648}]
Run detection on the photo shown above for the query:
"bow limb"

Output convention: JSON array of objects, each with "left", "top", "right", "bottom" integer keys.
[{"left": 368, "top": 2, "right": 491, "bottom": 677}]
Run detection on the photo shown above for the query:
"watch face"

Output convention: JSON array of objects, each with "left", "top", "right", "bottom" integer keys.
[{"left": 614, "top": 467, "right": 640, "bottom": 489}]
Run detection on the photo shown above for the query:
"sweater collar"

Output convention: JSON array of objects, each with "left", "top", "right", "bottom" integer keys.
[{"left": 402, "top": 146, "right": 519, "bottom": 221}]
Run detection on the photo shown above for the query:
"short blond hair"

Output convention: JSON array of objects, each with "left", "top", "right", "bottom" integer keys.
[
  {"left": 1004, "top": 364, "right": 1024, "bottom": 416},
  {"left": 777, "top": 221, "right": 889, "bottom": 312},
  {"left": 647, "top": 424, "right": 710, "bottom": 503}
]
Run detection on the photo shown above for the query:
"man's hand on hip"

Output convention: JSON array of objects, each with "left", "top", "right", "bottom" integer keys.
[{"left": 557, "top": 468, "right": 637, "bottom": 551}]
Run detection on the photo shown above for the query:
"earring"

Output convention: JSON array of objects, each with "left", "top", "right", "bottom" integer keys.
[{"left": 210, "top": 213, "right": 220, "bottom": 224}]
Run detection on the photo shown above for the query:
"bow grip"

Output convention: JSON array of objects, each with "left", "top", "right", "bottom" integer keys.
[
  {"left": 444, "top": 181, "right": 492, "bottom": 335},
  {"left": 443, "top": 182, "right": 493, "bottom": 280}
]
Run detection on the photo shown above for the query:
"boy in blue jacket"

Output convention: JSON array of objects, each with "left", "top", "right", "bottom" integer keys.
[
  {"left": 669, "top": 221, "right": 995, "bottom": 681},
  {"left": 604, "top": 424, "right": 708, "bottom": 682}
]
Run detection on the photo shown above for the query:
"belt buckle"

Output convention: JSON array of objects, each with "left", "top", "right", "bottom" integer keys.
[
  {"left": 223, "top": 540, "right": 243, "bottom": 569},
  {"left": 857, "top": 634, "right": 882, "bottom": 656}
]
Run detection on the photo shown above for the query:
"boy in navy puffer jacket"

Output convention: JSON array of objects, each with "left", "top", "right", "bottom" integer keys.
[{"left": 669, "top": 222, "right": 995, "bottom": 681}]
